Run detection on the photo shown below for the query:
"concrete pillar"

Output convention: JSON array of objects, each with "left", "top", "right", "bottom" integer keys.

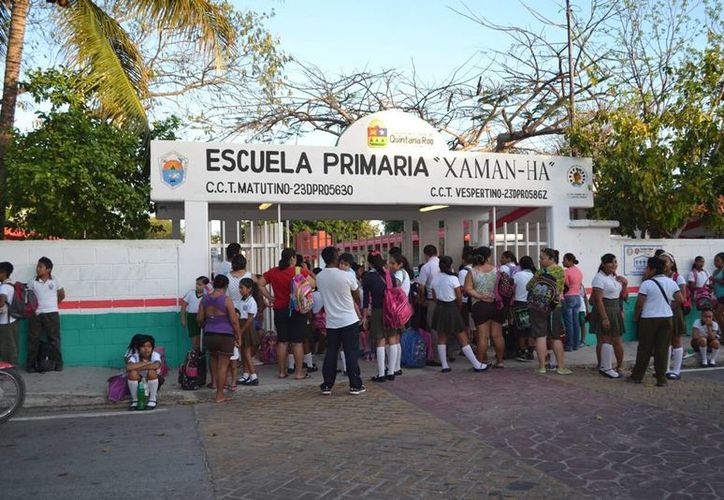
[
  {"left": 403, "top": 219, "right": 414, "bottom": 260},
  {"left": 171, "top": 218, "right": 181, "bottom": 240},
  {"left": 546, "top": 204, "right": 572, "bottom": 255},
  {"left": 179, "top": 201, "right": 209, "bottom": 289},
  {"left": 443, "top": 216, "right": 465, "bottom": 269}
]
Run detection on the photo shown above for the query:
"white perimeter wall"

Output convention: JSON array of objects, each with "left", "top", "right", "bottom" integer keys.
[{"left": 0, "top": 240, "right": 181, "bottom": 311}]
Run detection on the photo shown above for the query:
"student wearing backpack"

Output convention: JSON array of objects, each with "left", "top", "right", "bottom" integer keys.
[
  {"left": 27, "top": 257, "right": 65, "bottom": 372},
  {"left": 432, "top": 256, "right": 488, "bottom": 373},
  {"left": 658, "top": 252, "right": 688, "bottom": 380},
  {"left": 388, "top": 253, "right": 412, "bottom": 376},
  {"left": 363, "top": 252, "right": 398, "bottom": 382},
  {"left": 527, "top": 248, "right": 572, "bottom": 375},
  {"left": 263, "top": 248, "right": 314, "bottom": 380},
  {"left": 464, "top": 246, "right": 505, "bottom": 368},
  {"left": 0, "top": 262, "right": 19, "bottom": 364},
  {"left": 629, "top": 257, "right": 683, "bottom": 386}
]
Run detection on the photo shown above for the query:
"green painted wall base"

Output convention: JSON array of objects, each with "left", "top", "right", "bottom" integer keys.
[{"left": 16, "top": 312, "right": 191, "bottom": 370}]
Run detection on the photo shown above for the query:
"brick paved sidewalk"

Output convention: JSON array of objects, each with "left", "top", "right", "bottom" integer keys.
[
  {"left": 195, "top": 385, "right": 577, "bottom": 499},
  {"left": 385, "top": 368, "right": 724, "bottom": 499}
]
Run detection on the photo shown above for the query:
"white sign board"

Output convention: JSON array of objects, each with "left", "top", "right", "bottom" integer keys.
[
  {"left": 623, "top": 244, "right": 663, "bottom": 276},
  {"left": 150, "top": 141, "right": 594, "bottom": 208}
]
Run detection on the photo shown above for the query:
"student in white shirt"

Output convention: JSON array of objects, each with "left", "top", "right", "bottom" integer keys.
[
  {"left": 630, "top": 257, "right": 683, "bottom": 386},
  {"left": 27, "top": 257, "right": 65, "bottom": 372},
  {"left": 126, "top": 334, "right": 162, "bottom": 410},
  {"left": 180, "top": 276, "right": 210, "bottom": 350},
  {"left": 237, "top": 278, "right": 261, "bottom": 386},
  {"left": 215, "top": 242, "right": 241, "bottom": 277},
  {"left": 431, "top": 256, "right": 488, "bottom": 374},
  {"left": 388, "top": 252, "right": 413, "bottom": 376},
  {"left": 415, "top": 245, "right": 441, "bottom": 358},
  {"left": 590, "top": 254, "right": 627, "bottom": 379},
  {"left": 691, "top": 310, "right": 720, "bottom": 367},
  {"left": 317, "top": 247, "right": 365, "bottom": 396},
  {"left": 512, "top": 256, "right": 536, "bottom": 361},
  {"left": 0, "top": 261, "right": 19, "bottom": 364},
  {"left": 659, "top": 252, "right": 689, "bottom": 380}
]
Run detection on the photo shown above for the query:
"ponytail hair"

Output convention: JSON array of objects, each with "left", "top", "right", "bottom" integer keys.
[
  {"left": 472, "top": 246, "right": 492, "bottom": 266},
  {"left": 647, "top": 256, "right": 666, "bottom": 276},
  {"left": 519, "top": 255, "right": 536, "bottom": 273},
  {"left": 563, "top": 253, "right": 579, "bottom": 265},
  {"left": 390, "top": 253, "right": 414, "bottom": 280},
  {"left": 439, "top": 256, "right": 455, "bottom": 276},
  {"left": 542, "top": 248, "right": 559, "bottom": 264}
]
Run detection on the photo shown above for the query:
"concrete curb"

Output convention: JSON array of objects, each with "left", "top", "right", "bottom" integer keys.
[{"left": 23, "top": 389, "right": 200, "bottom": 410}]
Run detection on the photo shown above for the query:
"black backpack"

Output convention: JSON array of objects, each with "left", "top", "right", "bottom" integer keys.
[
  {"left": 36, "top": 341, "right": 57, "bottom": 373},
  {"left": 178, "top": 349, "right": 205, "bottom": 390}
]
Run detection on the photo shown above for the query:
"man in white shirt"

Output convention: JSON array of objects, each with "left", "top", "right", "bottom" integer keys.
[
  {"left": 0, "top": 262, "right": 19, "bottom": 364},
  {"left": 316, "top": 246, "right": 365, "bottom": 396},
  {"left": 27, "top": 257, "right": 65, "bottom": 372},
  {"left": 415, "top": 245, "right": 441, "bottom": 363}
]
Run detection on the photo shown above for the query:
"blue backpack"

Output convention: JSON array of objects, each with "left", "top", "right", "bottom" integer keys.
[{"left": 401, "top": 328, "right": 427, "bottom": 368}]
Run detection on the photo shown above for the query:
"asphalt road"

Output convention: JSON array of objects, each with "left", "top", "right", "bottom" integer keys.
[{"left": 0, "top": 406, "right": 214, "bottom": 500}]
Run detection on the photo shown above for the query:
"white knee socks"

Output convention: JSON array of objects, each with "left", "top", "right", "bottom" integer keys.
[
  {"left": 148, "top": 378, "right": 159, "bottom": 402},
  {"left": 710, "top": 348, "right": 718, "bottom": 365},
  {"left": 394, "top": 344, "right": 402, "bottom": 372},
  {"left": 600, "top": 343, "right": 619, "bottom": 378},
  {"left": 128, "top": 380, "right": 139, "bottom": 402},
  {"left": 700, "top": 346, "right": 709, "bottom": 365},
  {"left": 671, "top": 347, "right": 684, "bottom": 375},
  {"left": 666, "top": 346, "right": 673, "bottom": 373},
  {"left": 376, "top": 347, "right": 386, "bottom": 377},
  {"left": 462, "top": 344, "right": 484, "bottom": 369},
  {"left": 385, "top": 345, "right": 391, "bottom": 373},
  {"left": 387, "top": 345, "right": 398, "bottom": 376},
  {"left": 303, "top": 352, "right": 313, "bottom": 368},
  {"left": 437, "top": 345, "right": 449, "bottom": 370},
  {"left": 339, "top": 350, "right": 347, "bottom": 372}
]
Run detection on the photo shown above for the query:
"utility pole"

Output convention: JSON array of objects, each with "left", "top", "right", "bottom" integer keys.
[{"left": 566, "top": 0, "right": 575, "bottom": 130}]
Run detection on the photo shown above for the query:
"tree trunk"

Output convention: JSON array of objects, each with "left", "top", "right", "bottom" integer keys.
[{"left": 0, "top": 0, "right": 31, "bottom": 240}]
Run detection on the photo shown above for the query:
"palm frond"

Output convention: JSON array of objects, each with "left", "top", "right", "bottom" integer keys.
[
  {"left": 59, "top": 0, "right": 148, "bottom": 130},
  {"left": 126, "top": 0, "right": 235, "bottom": 68}
]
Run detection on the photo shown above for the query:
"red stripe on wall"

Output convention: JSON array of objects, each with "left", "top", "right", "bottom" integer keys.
[{"left": 60, "top": 298, "right": 178, "bottom": 310}]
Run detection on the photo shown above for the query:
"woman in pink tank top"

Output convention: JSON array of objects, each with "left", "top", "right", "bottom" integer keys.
[{"left": 563, "top": 253, "right": 583, "bottom": 352}]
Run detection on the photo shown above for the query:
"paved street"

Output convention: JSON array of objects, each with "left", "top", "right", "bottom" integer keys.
[
  {"left": 0, "top": 406, "right": 214, "bottom": 500},
  {"left": 3, "top": 360, "right": 724, "bottom": 499}
]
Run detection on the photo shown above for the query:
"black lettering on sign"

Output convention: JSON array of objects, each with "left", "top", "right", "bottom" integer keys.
[
  {"left": 296, "top": 152, "right": 312, "bottom": 174},
  {"left": 206, "top": 149, "right": 220, "bottom": 171}
]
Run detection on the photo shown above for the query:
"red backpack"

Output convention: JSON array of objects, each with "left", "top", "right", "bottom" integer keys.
[
  {"left": 8, "top": 281, "right": 38, "bottom": 319},
  {"left": 382, "top": 269, "right": 413, "bottom": 329}
]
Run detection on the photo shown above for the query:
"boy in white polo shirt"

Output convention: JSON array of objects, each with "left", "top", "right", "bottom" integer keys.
[
  {"left": 27, "top": 257, "right": 65, "bottom": 372},
  {"left": 0, "top": 262, "right": 19, "bottom": 364}
]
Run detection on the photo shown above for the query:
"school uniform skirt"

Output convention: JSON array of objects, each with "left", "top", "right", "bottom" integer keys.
[
  {"left": 590, "top": 298, "right": 624, "bottom": 337},
  {"left": 433, "top": 300, "right": 465, "bottom": 335},
  {"left": 672, "top": 303, "right": 686, "bottom": 337}
]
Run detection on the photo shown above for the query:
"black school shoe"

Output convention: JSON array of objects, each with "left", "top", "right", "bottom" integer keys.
[
  {"left": 370, "top": 375, "right": 386, "bottom": 383},
  {"left": 394, "top": 370, "right": 403, "bottom": 376},
  {"left": 305, "top": 363, "right": 319, "bottom": 372},
  {"left": 243, "top": 378, "right": 259, "bottom": 386},
  {"left": 441, "top": 368, "right": 452, "bottom": 373},
  {"left": 320, "top": 384, "right": 332, "bottom": 395},
  {"left": 385, "top": 373, "right": 395, "bottom": 381},
  {"left": 349, "top": 385, "right": 366, "bottom": 395}
]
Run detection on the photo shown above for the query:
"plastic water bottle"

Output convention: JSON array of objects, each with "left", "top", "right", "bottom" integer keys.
[{"left": 137, "top": 378, "right": 148, "bottom": 410}]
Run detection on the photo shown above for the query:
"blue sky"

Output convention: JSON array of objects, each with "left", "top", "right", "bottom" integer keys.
[{"left": 235, "top": 0, "right": 562, "bottom": 81}]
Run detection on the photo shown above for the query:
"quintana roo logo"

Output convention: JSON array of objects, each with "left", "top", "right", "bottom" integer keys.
[
  {"left": 567, "top": 165, "right": 587, "bottom": 188},
  {"left": 367, "top": 119, "right": 388, "bottom": 148},
  {"left": 160, "top": 152, "right": 188, "bottom": 189}
]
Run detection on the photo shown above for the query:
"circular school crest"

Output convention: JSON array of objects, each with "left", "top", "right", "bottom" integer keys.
[
  {"left": 159, "top": 152, "right": 188, "bottom": 189},
  {"left": 567, "top": 165, "right": 586, "bottom": 187}
]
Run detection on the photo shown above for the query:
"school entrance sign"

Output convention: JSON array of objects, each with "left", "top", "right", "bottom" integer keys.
[{"left": 151, "top": 144, "right": 593, "bottom": 208}]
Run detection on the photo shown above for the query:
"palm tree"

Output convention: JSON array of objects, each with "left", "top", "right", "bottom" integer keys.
[{"left": 0, "top": 0, "right": 236, "bottom": 238}]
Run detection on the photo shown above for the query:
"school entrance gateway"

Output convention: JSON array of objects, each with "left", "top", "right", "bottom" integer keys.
[{"left": 150, "top": 110, "right": 596, "bottom": 289}]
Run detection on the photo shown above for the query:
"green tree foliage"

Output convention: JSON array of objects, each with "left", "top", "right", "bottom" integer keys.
[
  {"left": 570, "top": 35, "right": 724, "bottom": 237},
  {"left": 6, "top": 68, "right": 178, "bottom": 239},
  {"left": 290, "top": 220, "right": 377, "bottom": 242}
]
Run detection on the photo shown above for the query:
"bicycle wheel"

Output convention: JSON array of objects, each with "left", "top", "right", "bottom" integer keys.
[{"left": 0, "top": 367, "right": 26, "bottom": 424}]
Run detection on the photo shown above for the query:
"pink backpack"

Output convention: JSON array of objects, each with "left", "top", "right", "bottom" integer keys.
[{"left": 382, "top": 269, "right": 413, "bottom": 329}]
